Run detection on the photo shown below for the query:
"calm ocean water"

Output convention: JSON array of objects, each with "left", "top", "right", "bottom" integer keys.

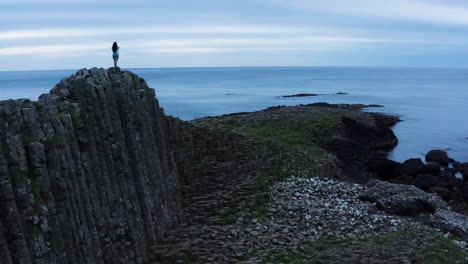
[{"left": 0, "top": 67, "right": 467, "bottom": 163}]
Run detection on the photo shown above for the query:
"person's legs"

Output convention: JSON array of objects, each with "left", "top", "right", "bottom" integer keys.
[{"left": 113, "top": 57, "right": 118, "bottom": 67}]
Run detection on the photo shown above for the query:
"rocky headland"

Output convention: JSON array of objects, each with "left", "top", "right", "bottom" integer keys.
[{"left": 0, "top": 68, "right": 466, "bottom": 263}]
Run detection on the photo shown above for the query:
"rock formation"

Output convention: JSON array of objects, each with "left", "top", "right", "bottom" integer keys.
[
  {"left": 0, "top": 67, "right": 182, "bottom": 263},
  {"left": 1, "top": 67, "right": 466, "bottom": 263}
]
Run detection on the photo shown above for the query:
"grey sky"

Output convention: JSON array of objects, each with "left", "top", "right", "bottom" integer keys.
[{"left": 1, "top": 0, "right": 468, "bottom": 70}]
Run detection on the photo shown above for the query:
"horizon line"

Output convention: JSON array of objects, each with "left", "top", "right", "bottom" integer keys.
[{"left": 1, "top": 65, "right": 468, "bottom": 73}]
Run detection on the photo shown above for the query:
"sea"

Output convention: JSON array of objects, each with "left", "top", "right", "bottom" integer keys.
[{"left": 0, "top": 66, "right": 467, "bottom": 163}]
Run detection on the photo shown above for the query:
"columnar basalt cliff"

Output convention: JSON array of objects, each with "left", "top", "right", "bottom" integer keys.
[{"left": 0, "top": 67, "right": 182, "bottom": 263}]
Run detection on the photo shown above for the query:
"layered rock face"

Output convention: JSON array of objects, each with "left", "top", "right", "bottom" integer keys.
[{"left": 0, "top": 68, "right": 181, "bottom": 263}]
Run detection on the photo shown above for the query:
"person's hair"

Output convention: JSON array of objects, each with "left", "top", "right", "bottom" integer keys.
[{"left": 112, "top": 42, "right": 118, "bottom": 53}]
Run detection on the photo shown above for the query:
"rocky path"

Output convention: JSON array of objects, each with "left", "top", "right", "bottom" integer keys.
[
  {"left": 150, "top": 172, "right": 468, "bottom": 263},
  {"left": 150, "top": 132, "right": 264, "bottom": 263}
]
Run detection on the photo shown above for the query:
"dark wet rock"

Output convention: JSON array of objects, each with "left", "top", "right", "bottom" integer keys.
[
  {"left": 425, "top": 150, "right": 450, "bottom": 166},
  {"left": 453, "top": 162, "right": 463, "bottom": 172},
  {"left": 421, "top": 163, "right": 441, "bottom": 175},
  {"left": 457, "top": 162, "right": 468, "bottom": 179},
  {"left": 440, "top": 168, "right": 457, "bottom": 181},
  {"left": 336, "top": 92, "right": 348, "bottom": 95},
  {"left": 429, "top": 187, "right": 451, "bottom": 201},
  {"left": 368, "top": 156, "right": 400, "bottom": 179},
  {"left": 414, "top": 174, "right": 441, "bottom": 191},
  {"left": 281, "top": 93, "right": 319, "bottom": 97},
  {"left": 463, "top": 185, "right": 468, "bottom": 201},
  {"left": 449, "top": 178, "right": 465, "bottom": 191},
  {"left": 309, "top": 102, "right": 335, "bottom": 107},
  {"left": 359, "top": 181, "right": 448, "bottom": 216},
  {"left": 396, "top": 158, "right": 425, "bottom": 176}
]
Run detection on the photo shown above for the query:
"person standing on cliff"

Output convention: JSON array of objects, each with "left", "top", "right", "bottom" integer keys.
[{"left": 112, "top": 42, "right": 119, "bottom": 67}]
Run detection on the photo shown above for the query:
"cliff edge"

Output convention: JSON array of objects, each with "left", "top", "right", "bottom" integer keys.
[{"left": 0, "top": 67, "right": 180, "bottom": 263}]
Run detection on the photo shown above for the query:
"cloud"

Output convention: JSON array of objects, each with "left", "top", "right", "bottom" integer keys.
[
  {"left": 0, "top": 25, "right": 310, "bottom": 40},
  {"left": 0, "top": 44, "right": 106, "bottom": 56},
  {"left": 0, "top": 34, "right": 439, "bottom": 57},
  {"left": 282, "top": 0, "right": 468, "bottom": 26}
]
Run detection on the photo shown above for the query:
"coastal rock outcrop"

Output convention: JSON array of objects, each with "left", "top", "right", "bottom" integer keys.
[
  {"left": 359, "top": 181, "right": 448, "bottom": 215},
  {"left": 396, "top": 158, "right": 425, "bottom": 176},
  {"left": 425, "top": 150, "right": 450, "bottom": 166},
  {"left": 0, "top": 67, "right": 182, "bottom": 264}
]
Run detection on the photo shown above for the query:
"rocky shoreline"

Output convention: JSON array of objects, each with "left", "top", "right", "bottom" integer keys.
[
  {"left": 369, "top": 149, "right": 468, "bottom": 215},
  {"left": 0, "top": 68, "right": 466, "bottom": 263}
]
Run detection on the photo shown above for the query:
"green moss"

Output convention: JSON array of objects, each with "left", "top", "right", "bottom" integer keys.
[
  {"left": 22, "top": 135, "right": 39, "bottom": 145},
  {"left": 216, "top": 217, "right": 237, "bottom": 226},
  {"left": 172, "top": 143, "right": 190, "bottom": 156},
  {"left": 22, "top": 99, "right": 32, "bottom": 105},
  {"left": 32, "top": 102, "right": 43, "bottom": 111},
  {"left": 136, "top": 113, "right": 144, "bottom": 128},
  {"left": 41, "top": 135, "right": 65, "bottom": 151},
  {"left": 23, "top": 222, "right": 41, "bottom": 239},
  {"left": 49, "top": 237, "right": 59, "bottom": 249},
  {"left": 70, "top": 108, "right": 80, "bottom": 128},
  {"left": 215, "top": 111, "right": 340, "bottom": 156},
  {"left": 32, "top": 179, "right": 46, "bottom": 205},
  {"left": 59, "top": 115, "right": 67, "bottom": 125},
  {"left": 10, "top": 167, "right": 27, "bottom": 181},
  {"left": 131, "top": 75, "right": 139, "bottom": 90},
  {"left": 6, "top": 155, "right": 19, "bottom": 166}
]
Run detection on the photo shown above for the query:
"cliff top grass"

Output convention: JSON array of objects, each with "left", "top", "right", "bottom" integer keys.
[{"left": 191, "top": 104, "right": 384, "bottom": 160}]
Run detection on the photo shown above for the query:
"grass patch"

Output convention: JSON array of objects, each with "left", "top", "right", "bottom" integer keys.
[
  {"left": 423, "top": 236, "right": 468, "bottom": 263},
  {"left": 261, "top": 225, "right": 468, "bottom": 264}
]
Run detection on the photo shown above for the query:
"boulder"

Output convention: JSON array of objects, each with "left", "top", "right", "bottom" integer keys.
[
  {"left": 424, "top": 209, "right": 468, "bottom": 241},
  {"left": 414, "top": 174, "right": 440, "bottom": 191},
  {"left": 429, "top": 186, "right": 451, "bottom": 201},
  {"left": 448, "top": 178, "right": 464, "bottom": 191},
  {"left": 359, "top": 181, "right": 448, "bottom": 216},
  {"left": 463, "top": 185, "right": 468, "bottom": 202},
  {"left": 460, "top": 162, "right": 468, "bottom": 180},
  {"left": 367, "top": 156, "right": 400, "bottom": 179},
  {"left": 453, "top": 162, "right": 463, "bottom": 172},
  {"left": 425, "top": 150, "right": 450, "bottom": 166},
  {"left": 436, "top": 168, "right": 456, "bottom": 183},
  {"left": 421, "top": 162, "right": 440, "bottom": 175},
  {"left": 396, "top": 158, "right": 424, "bottom": 176}
]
